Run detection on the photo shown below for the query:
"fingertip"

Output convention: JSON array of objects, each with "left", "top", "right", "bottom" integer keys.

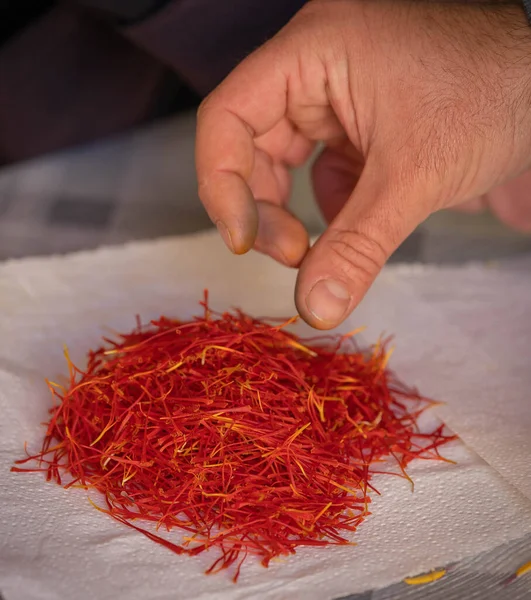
[
  {"left": 295, "top": 276, "right": 352, "bottom": 330},
  {"left": 199, "top": 171, "right": 259, "bottom": 254},
  {"left": 222, "top": 206, "right": 260, "bottom": 255},
  {"left": 253, "top": 201, "right": 309, "bottom": 267},
  {"left": 293, "top": 226, "right": 387, "bottom": 330},
  {"left": 294, "top": 227, "right": 382, "bottom": 330},
  {"left": 216, "top": 222, "right": 257, "bottom": 255}
]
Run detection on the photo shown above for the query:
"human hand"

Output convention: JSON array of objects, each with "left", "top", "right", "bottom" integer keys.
[
  {"left": 196, "top": 0, "right": 531, "bottom": 329},
  {"left": 456, "top": 171, "right": 531, "bottom": 231}
]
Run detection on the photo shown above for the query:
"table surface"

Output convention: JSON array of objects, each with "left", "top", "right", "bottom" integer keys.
[{"left": 0, "top": 112, "right": 530, "bottom": 600}]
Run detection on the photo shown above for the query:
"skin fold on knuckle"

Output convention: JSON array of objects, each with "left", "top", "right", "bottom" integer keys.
[
  {"left": 324, "top": 229, "right": 388, "bottom": 289},
  {"left": 197, "top": 93, "right": 216, "bottom": 124}
]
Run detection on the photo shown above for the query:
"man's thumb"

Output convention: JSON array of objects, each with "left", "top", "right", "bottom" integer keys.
[{"left": 295, "top": 161, "right": 428, "bottom": 329}]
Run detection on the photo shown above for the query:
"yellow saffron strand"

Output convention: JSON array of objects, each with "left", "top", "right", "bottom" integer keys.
[
  {"left": 515, "top": 560, "right": 531, "bottom": 578},
  {"left": 287, "top": 339, "right": 317, "bottom": 357},
  {"left": 403, "top": 569, "right": 446, "bottom": 585}
]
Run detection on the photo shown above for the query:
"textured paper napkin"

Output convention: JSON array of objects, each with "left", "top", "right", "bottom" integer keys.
[
  {"left": 0, "top": 231, "right": 530, "bottom": 600},
  {"left": 368, "top": 261, "right": 531, "bottom": 502}
]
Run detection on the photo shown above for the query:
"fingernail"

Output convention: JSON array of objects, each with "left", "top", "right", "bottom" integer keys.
[
  {"left": 216, "top": 220, "right": 235, "bottom": 253},
  {"left": 306, "top": 279, "right": 351, "bottom": 325}
]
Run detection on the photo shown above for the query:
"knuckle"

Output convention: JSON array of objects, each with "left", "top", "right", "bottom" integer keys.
[
  {"left": 197, "top": 94, "right": 214, "bottom": 121},
  {"left": 326, "top": 229, "right": 388, "bottom": 286},
  {"left": 289, "top": 0, "right": 353, "bottom": 46},
  {"left": 296, "top": 0, "right": 348, "bottom": 20},
  {"left": 293, "top": 0, "right": 324, "bottom": 23}
]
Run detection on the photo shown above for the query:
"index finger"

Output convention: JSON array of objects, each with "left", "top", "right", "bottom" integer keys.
[{"left": 195, "top": 41, "right": 290, "bottom": 254}]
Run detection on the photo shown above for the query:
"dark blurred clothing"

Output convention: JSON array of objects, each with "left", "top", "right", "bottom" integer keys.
[{"left": 0, "top": 0, "right": 306, "bottom": 165}]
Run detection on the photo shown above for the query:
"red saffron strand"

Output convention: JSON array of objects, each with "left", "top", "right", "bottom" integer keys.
[{"left": 13, "top": 292, "right": 456, "bottom": 581}]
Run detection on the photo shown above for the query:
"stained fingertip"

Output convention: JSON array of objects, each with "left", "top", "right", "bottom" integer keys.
[
  {"left": 225, "top": 211, "right": 259, "bottom": 255},
  {"left": 253, "top": 201, "right": 309, "bottom": 267},
  {"left": 199, "top": 172, "right": 259, "bottom": 254}
]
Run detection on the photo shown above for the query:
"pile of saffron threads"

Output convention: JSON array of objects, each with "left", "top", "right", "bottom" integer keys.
[{"left": 13, "top": 293, "right": 456, "bottom": 582}]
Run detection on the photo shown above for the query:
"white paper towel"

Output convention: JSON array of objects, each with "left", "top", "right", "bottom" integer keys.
[
  {"left": 0, "top": 231, "right": 530, "bottom": 600},
  {"left": 365, "top": 262, "right": 531, "bottom": 502}
]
